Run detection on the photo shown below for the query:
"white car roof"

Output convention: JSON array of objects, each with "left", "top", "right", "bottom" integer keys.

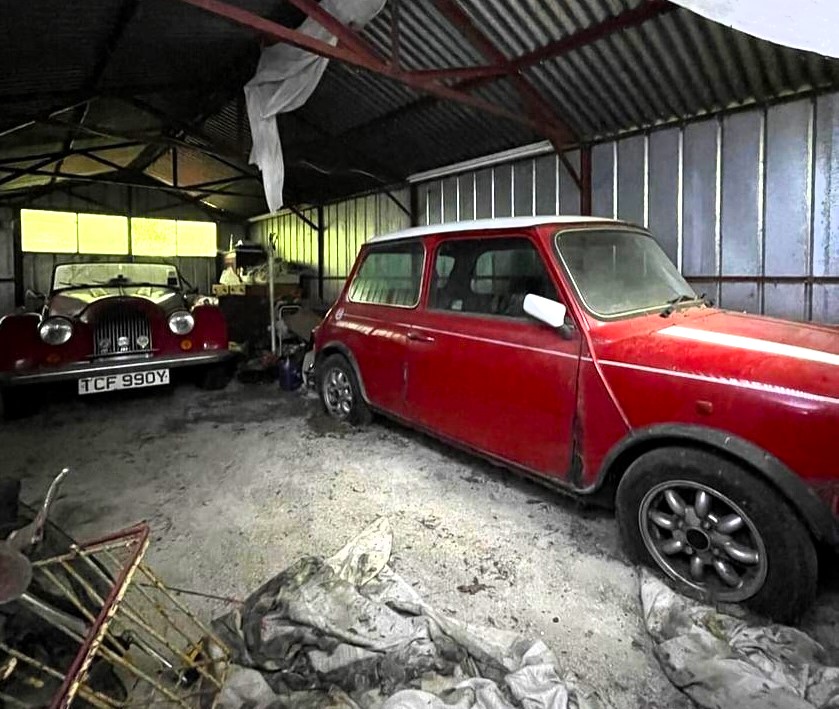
[{"left": 368, "top": 216, "right": 627, "bottom": 243}]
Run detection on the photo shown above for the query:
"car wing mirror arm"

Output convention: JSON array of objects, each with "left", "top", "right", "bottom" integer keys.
[{"left": 523, "top": 294, "right": 574, "bottom": 338}]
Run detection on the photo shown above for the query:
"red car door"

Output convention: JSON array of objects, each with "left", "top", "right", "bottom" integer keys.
[
  {"left": 334, "top": 240, "right": 425, "bottom": 415},
  {"left": 404, "top": 233, "right": 582, "bottom": 478}
]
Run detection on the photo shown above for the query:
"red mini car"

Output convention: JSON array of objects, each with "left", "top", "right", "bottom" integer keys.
[
  {"left": 0, "top": 261, "right": 235, "bottom": 417},
  {"left": 313, "top": 216, "right": 839, "bottom": 621}
]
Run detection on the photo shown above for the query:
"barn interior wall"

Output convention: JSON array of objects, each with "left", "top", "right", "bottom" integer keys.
[
  {"left": 0, "top": 184, "right": 246, "bottom": 307},
  {"left": 417, "top": 93, "right": 839, "bottom": 325},
  {"left": 24, "top": 182, "right": 215, "bottom": 221},
  {"left": 249, "top": 189, "right": 411, "bottom": 303},
  {"left": 0, "top": 208, "right": 15, "bottom": 316}
]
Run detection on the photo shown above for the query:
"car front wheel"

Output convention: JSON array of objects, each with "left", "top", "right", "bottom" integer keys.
[
  {"left": 318, "top": 354, "right": 371, "bottom": 426},
  {"left": 616, "top": 446, "right": 817, "bottom": 623},
  {"left": 1, "top": 388, "right": 40, "bottom": 420},
  {"left": 196, "top": 363, "right": 233, "bottom": 390}
]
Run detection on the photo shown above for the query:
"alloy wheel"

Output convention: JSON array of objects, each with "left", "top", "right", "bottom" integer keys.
[
  {"left": 638, "top": 479, "right": 768, "bottom": 602},
  {"left": 323, "top": 367, "right": 353, "bottom": 419}
]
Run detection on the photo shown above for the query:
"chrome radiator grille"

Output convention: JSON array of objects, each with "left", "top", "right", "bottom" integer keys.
[{"left": 93, "top": 307, "right": 152, "bottom": 356}]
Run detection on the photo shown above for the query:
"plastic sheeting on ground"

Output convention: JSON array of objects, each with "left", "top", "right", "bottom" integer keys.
[
  {"left": 641, "top": 569, "right": 839, "bottom": 709},
  {"left": 244, "top": 0, "right": 385, "bottom": 213},
  {"left": 212, "top": 518, "right": 611, "bottom": 709},
  {"left": 670, "top": 1, "right": 839, "bottom": 59}
]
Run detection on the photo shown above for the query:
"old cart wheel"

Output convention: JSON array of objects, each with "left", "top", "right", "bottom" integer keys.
[
  {"left": 318, "top": 354, "right": 371, "bottom": 426},
  {"left": 617, "top": 446, "right": 817, "bottom": 623}
]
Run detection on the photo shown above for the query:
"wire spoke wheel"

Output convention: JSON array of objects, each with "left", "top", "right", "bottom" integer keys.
[
  {"left": 322, "top": 367, "right": 354, "bottom": 419},
  {"left": 639, "top": 479, "right": 768, "bottom": 602}
]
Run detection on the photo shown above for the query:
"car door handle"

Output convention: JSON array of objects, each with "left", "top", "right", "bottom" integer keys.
[{"left": 407, "top": 331, "right": 435, "bottom": 343}]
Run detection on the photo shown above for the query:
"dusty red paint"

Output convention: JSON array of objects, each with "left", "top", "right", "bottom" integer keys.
[
  {"left": 0, "top": 279, "right": 229, "bottom": 378},
  {"left": 315, "top": 220, "right": 839, "bottom": 529}
]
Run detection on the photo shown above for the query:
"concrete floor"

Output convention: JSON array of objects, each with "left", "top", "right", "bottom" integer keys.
[{"left": 2, "top": 382, "right": 838, "bottom": 708}]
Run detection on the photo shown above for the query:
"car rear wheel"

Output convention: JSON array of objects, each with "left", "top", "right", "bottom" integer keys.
[
  {"left": 318, "top": 354, "right": 371, "bottom": 426},
  {"left": 616, "top": 446, "right": 817, "bottom": 623}
]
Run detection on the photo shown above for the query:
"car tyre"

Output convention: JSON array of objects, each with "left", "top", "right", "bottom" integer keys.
[
  {"left": 616, "top": 446, "right": 817, "bottom": 623},
  {"left": 196, "top": 364, "right": 233, "bottom": 391},
  {"left": 1, "top": 389, "right": 40, "bottom": 420},
  {"left": 318, "top": 354, "right": 372, "bottom": 426}
]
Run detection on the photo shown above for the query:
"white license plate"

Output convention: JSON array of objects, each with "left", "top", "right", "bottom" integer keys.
[{"left": 78, "top": 369, "right": 170, "bottom": 395}]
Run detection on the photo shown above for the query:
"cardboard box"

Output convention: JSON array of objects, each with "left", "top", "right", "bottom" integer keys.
[{"left": 211, "top": 284, "right": 229, "bottom": 296}]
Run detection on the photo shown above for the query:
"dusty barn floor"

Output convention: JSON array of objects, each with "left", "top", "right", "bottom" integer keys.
[{"left": 2, "top": 382, "right": 838, "bottom": 708}]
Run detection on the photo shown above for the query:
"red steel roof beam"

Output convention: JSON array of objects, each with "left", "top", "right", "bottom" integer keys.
[
  {"left": 433, "top": 0, "right": 577, "bottom": 167},
  {"left": 288, "top": 0, "right": 509, "bottom": 83},
  {"left": 441, "top": 0, "right": 677, "bottom": 97},
  {"left": 510, "top": 0, "right": 675, "bottom": 72},
  {"left": 407, "top": 65, "right": 511, "bottom": 82},
  {"left": 177, "top": 0, "right": 562, "bottom": 135},
  {"left": 284, "top": 0, "right": 383, "bottom": 63}
]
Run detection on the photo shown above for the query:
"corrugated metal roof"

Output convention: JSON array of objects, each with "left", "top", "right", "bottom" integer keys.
[{"left": 1, "top": 0, "right": 838, "bottom": 216}]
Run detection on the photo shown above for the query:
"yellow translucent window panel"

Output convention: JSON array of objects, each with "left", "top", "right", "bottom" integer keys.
[
  {"left": 131, "top": 218, "right": 177, "bottom": 257},
  {"left": 176, "top": 220, "right": 217, "bottom": 257},
  {"left": 21, "top": 209, "right": 77, "bottom": 253},
  {"left": 77, "top": 213, "right": 129, "bottom": 255}
]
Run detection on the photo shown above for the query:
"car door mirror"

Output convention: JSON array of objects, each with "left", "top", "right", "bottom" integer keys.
[
  {"left": 523, "top": 294, "right": 573, "bottom": 338},
  {"left": 523, "top": 294, "right": 567, "bottom": 327}
]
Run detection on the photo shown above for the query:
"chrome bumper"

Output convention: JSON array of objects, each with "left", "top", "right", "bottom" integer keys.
[{"left": 0, "top": 351, "right": 235, "bottom": 387}]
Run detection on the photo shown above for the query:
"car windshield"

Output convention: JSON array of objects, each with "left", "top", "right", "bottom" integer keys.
[
  {"left": 53, "top": 263, "right": 180, "bottom": 291},
  {"left": 555, "top": 229, "right": 698, "bottom": 318}
]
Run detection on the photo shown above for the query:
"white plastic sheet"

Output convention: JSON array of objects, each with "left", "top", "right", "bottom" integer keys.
[
  {"left": 245, "top": 0, "right": 386, "bottom": 213},
  {"left": 213, "top": 518, "right": 611, "bottom": 709},
  {"left": 641, "top": 570, "right": 839, "bottom": 709},
  {"left": 670, "top": 1, "right": 839, "bottom": 58}
]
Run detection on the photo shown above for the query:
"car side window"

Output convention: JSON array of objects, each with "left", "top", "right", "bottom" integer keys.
[
  {"left": 430, "top": 237, "right": 559, "bottom": 318},
  {"left": 348, "top": 242, "right": 424, "bottom": 307}
]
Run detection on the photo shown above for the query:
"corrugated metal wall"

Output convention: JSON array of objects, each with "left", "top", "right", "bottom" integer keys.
[
  {"left": 417, "top": 94, "right": 839, "bottom": 325},
  {"left": 1, "top": 185, "right": 243, "bottom": 303},
  {"left": 418, "top": 151, "right": 583, "bottom": 223},
  {"left": 0, "top": 209, "right": 14, "bottom": 315},
  {"left": 249, "top": 189, "right": 411, "bottom": 303}
]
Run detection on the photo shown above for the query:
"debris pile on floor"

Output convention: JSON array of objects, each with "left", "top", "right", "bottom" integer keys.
[
  {"left": 212, "top": 518, "right": 611, "bottom": 709},
  {"left": 641, "top": 569, "right": 839, "bottom": 709}
]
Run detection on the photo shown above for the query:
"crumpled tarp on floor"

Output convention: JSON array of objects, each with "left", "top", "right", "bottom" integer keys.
[
  {"left": 641, "top": 569, "right": 839, "bottom": 709},
  {"left": 213, "top": 518, "right": 610, "bottom": 709}
]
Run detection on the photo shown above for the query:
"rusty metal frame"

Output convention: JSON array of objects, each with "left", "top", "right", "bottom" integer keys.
[
  {"left": 1, "top": 521, "right": 232, "bottom": 709},
  {"left": 276, "top": 0, "right": 677, "bottom": 215},
  {"left": 177, "top": 0, "right": 564, "bottom": 136},
  {"left": 432, "top": 0, "right": 576, "bottom": 151},
  {"left": 48, "top": 523, "right": 150, "bottom": 709},
  {"left": 2, "top": 0, "right": 680, "bottom": 217},
  {"left": 284, "top": 0, "right": 383, "bottom": 63}
]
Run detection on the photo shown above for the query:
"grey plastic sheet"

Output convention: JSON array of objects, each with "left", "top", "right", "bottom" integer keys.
[
  {"left": 213, "top": 518, "right": 610, "bottom": 709},
  {"left": 245, "top": 0, "right": 386, "bottom": 213},
  {"left": 641, "top": 569, "right": 839, "bottom": 709}
]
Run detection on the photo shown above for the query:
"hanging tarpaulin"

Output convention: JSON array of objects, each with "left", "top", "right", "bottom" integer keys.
[
  {"left": 670, "top": 0, "right": 839, "bottom": 59},
  {"left": 245, "top": 0, "right": 386, "bottom": 214}
]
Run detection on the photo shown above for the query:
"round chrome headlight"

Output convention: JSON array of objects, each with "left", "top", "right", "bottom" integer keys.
[
  {"left": 168, "top": 311, "right": 195, "bottom": 335},
  {"left": 38, "top": 317, "right": 73, "bottom": 346}
]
